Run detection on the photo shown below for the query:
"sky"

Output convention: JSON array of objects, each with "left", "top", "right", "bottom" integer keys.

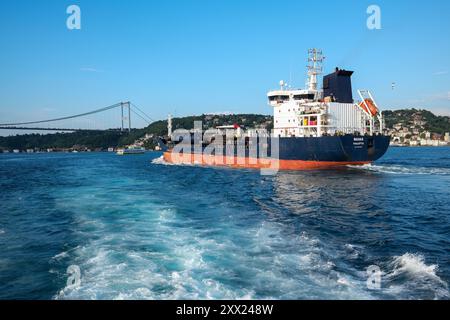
[{"left": 0, "top": 0, "right": 449, "bottom": 128}]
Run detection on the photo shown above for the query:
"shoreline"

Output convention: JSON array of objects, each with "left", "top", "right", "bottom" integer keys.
[
  {"left": 3, "top": 145, "right": 450, "bottom": 154},
  {"left": 390, "top": 144, "right": 450, "bottom": 148}
]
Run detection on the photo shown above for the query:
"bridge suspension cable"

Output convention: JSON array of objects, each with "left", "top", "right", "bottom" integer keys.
[
  {"left": 130, "top": 108, "right": 151, "bottom": 125},
  {"left": 0, "top": 103, "right": 122, "bottom": 127},
  {"left": 130, "top": 103, "right": 155, "bottom": 123}
]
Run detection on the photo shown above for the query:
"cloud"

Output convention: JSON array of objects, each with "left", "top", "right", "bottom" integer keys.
[
  {"left": 429, "top": 91, "right": 450, "bottom": 101},
  {"left": 41, "top": 107, "right": 57, "bottom": 112},
  {"left": 433, "top": 71, "right": 448, "bottom": 76},
  {"left": 80, "top": 67, "right": 103, "bottom": 73}
]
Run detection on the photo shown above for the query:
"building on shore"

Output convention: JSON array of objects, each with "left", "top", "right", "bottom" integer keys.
[{"left": 387, "top": 121, "right": 450, "bottom": 147}]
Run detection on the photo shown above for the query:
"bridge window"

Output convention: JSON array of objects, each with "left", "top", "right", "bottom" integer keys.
[
  {"left": 269, "top": 95, "right": 290, "bottom": 102},
  {"left": 293, "top": 94, "right": 315, "bottom": 100}
]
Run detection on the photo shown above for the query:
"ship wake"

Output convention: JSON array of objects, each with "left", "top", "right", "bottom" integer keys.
[
  {"left": 348, "top": 164, "right": 450, "bottom": 175},
  {"left": 151, "top": 155, "right": 174, "bottom": 166}
]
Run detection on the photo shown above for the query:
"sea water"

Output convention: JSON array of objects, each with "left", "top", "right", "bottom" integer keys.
[{"left": 0, "top": 147, "right": 449, "bottom": 299}]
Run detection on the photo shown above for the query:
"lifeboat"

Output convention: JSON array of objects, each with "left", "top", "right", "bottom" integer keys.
[{"left": 359, "top": 99, "right": 378, "bottom": 116}]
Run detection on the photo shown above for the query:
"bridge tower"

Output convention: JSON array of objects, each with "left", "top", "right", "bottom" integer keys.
[{"left": 121, "top": 102, "right": 132, "bottom": 132}]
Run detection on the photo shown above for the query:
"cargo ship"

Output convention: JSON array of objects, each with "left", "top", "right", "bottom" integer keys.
[{"left": 161, "top": 49, "right": 390, "bottom": 170}]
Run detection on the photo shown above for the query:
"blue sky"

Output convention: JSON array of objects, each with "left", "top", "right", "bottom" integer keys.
[{"left": 0, "top": 0, "right": 449, "bottom": 126}]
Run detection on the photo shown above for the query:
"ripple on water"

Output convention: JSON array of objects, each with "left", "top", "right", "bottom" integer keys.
[{"left": 1, "top": 150, "right": 449, "bottom": 300}]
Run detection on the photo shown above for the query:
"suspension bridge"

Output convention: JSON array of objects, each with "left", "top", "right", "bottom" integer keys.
[{"left": 0, "top": 102, "right": 155, "bottom": 133}]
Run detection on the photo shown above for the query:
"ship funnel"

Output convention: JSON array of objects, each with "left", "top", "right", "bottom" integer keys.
[{"left": 323, "top": 68, "right": 354, "bottom": 103}]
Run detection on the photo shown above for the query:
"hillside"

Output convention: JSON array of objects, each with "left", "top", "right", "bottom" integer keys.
[
  {"left": 0, "top": 131, "right": 123, "bottom": 151},
  {"left": 383, "top": 109, "right": 450, "bottom": 135},
  {"left": 142, "top": 114, "right": 272, "bottom": 135},
  {"left": 0, "top": 114, "right": 272, "bottom": 151}
]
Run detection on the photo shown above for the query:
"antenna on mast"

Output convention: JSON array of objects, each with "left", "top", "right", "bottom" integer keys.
[{"left": 307, "top": 49, "right": 324, "bottom": 91}]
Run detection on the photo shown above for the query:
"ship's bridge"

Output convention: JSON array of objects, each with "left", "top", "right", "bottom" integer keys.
[{"left": 267, "top": 89, "right": 317, "bottom": 107}]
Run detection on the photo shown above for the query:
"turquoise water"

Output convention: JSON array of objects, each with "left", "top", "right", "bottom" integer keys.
[{"left": 0, "top": 147, "right": 449, "bottom": 300}]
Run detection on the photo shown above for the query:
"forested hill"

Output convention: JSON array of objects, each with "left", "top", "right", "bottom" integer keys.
[
  {"left": 383, "top": 109, "right": 450, "bottom": 134},
  {"left": 145, "top": 114, "right": 273, "bottom": 135},
  {"left": 0, "top": 114, "right": 272, "bottom": 150}
]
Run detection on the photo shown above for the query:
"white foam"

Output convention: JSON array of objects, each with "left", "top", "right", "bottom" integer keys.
[
  {"left": 51, "top": 251, "right": 69, "bottom": 261},
  {"left": 151, "top": 155, "right": 198, "bottom": 168},
  {"left": 344, "top": 244, "right": 362, "bottom": 259},
  {"left": 348, "top": 164, "right": 450, "bottom": 175},
  {"left": 337, "top": 276, "right": 351, "bottom": 287},
  {"left": 151, "top": 156, "right": 173, "bottom": 166},
  {"left": 114, "top": 287, "right": 153, "bottom": 300},
  {"left": 384, "top": 253, "right": 449, "bottom": 299},
  {"left": 53, "top": 201, "right": 375, "bottom": 300},
  {"left": 0, "top": 229, "right": 5, "bottom": 235},
  {"left": 387, "top": 253, "right": 444, "bottom": 282}
]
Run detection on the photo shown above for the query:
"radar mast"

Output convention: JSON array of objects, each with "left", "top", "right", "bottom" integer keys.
[{"left": 307, "top": 49, "right": 324, "bottom": 91}]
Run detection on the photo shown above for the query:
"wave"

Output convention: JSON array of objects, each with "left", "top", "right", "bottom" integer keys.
[
  {"left": 151, "top": 155, "right": 197, "bottom": 167},
  {"left": 383, "top": 253, "right": 449, "bottom": 299},
  {"left": 51, "top": 251, "right": 69, "bottom": 261},
  {"left": 390, "top": 253, "right": 439, "bottom": 277},
  {"left": 343, "top": 244, "right": 363, "bottom": 260},
  {"left": 348, "top": 164, "right": 450, "bottom": 175},
  {"left": 150, "top": 155, "right": 223, "bottom": 169},
  {"left": 151, "top": 156, "right": 173, "bottom": 166},
  {"left": 51, "top": 246, "right": 81, "bottom": 262}
]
